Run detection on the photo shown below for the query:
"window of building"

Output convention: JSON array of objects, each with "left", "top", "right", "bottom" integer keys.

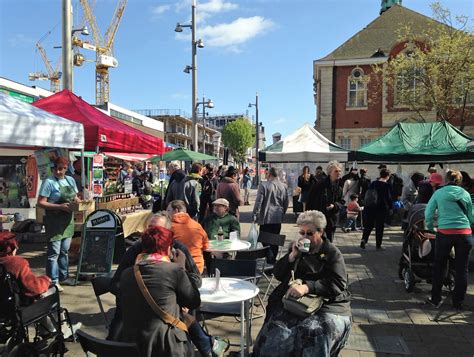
[
  {"left": 110, "top": 109, "right": 143, "bottom": 125},
  {"left": 395, "top": 58, "right": 425, "bottom": 106},
  {"left": 360, "top": 138, "right": 372, "bottom": 148},
  {"left": 347, "top": 67, "right": 367, "bottom": 108},
  {"left": 340, "top": 138, "right": 351, "bottom": 150}
]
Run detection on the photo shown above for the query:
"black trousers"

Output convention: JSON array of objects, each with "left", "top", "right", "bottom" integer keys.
[
  {"left": 260, "top": 223, "right": 282, "bottom": 263},
  {"left": 361, "top": 208, "right": 388, "bottom": 247}
]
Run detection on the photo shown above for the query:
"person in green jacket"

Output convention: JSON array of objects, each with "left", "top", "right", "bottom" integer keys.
[
  {"left": 202, "top": 198, "right": 240, "bottom": 240},
  {"left": 425, "top": 170, "right": 473, "bottom": 309}
]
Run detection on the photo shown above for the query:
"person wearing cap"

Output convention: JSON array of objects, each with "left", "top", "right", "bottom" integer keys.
[
  {"left": 202, "top": 198, "right": 241, "bottom": 241},
  {"left": 417, "top": 173, "right": 443, "bottom": 204},
  {"left": 216, "top": 166, "right": 243, "bottom": 218}
]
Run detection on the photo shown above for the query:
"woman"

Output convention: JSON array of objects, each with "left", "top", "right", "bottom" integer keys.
[
  {"left": 425, "top": 171, "right": 473, "bottom": 309},
  {"left": 38, "top": 157, "right": 80, "bottom": 291},
  {"left": 297, "top": 166, "right": 313, "bottom": 211},
  {"left": 242, "top": 168, "right": 252, "bottom": 205},
  {"left": 306, "top": 161, "right": 344, "bottom": 242},
  {"left": 216, "top": 166, "right": 243, "bottom": 218},
  {"left": 254, "top": 210, "right": 351, "bottom": 356},
  {"left": 119, "top": 226, "right": 201, "bottom": 357}
]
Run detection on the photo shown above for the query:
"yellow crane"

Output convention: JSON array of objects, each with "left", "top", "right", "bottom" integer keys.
[
  {"left": 29, "top": 33, "right": 61, "bottom": 93},
  {"left": 79, "top": 0, "right": 127, "bottom": 105}
]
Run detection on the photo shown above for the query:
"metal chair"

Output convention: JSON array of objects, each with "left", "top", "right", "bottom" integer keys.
[
  {"left": 76, "top": 329, "right": 141, "bottom": 357},
  {"left": 91, "top": 271, "right": 115, "bottom": 330}
]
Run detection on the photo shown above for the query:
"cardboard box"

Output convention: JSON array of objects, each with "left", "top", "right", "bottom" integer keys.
[
  {"left": 70, "top": 200, "right": 95, "bottom": 212},
  {"left": 36, "top": 206, "right": 45, "bottom": 224}
]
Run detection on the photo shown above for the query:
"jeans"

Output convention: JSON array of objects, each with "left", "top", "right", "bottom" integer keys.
[
  {"left": 361, "top": 208, "right": 388, "bottom": 247},
  {"left": 46, "top": 237, "right": 72, "bottom": 284},
  {"left": 344, "top": 217, "right": 356, "bottom": 231},
  {"left": 431, "top": 232, "right": 473, "bottom": 305},
  {"left": 188, "top": 320, "right": 213, "bottom": 355}
]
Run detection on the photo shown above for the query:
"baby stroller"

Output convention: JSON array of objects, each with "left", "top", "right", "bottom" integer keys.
[{"left": 398, "top": 204, "right": 455, "bottom": 293}]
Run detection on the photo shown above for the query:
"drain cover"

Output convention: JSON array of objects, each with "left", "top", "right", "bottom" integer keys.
[{"left": 346, "top": 334, "right": 411, "bottom": 355}]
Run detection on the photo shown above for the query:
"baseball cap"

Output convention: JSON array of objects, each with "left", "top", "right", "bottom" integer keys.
[
  {"left": 212, "top": 198, "right": 229, "bottom": 207},
  {"left": 429, "top": 173, "right": 443, "bottom": 185}
]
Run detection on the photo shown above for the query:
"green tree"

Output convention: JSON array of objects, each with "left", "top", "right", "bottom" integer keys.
[
  {"left": 221, "top": 118, "right": 254, "bottom": 165},
  {"left": 371, "top": 2, "right": 474, "bottom": 130}
]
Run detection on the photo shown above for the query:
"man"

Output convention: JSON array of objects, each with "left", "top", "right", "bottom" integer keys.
[
  {"left": 167, "top": 200, "right": 209, "bottom": 274},
  {"left": 314, "top": 165, "right": 327, "bottom": 183},
  {"left": 216, "top": 166, "right": 243, "bottom": 218},
  {"left": 183, "top": 162, "right": 203, "bottom": 219},
  {"left": 202, "top": 198, "right": 240, "bottom": 240},
  {"left": 358, "top": 168, "right": 371, "bottom": 206},
  {"left": 199, "top": 164, "right": 218, "bottom": 222},
  {"left": 253, "top": 167, "right": 288, "bottom": 263},
  {"left": 164, "top": 162, "right": 186, "bottom": 208},
  {"left": 108, "top": 212, "right": 228, "bottom": 356},
  {"left": 378, "top": 164, "right": 402, "bottom": 225}
]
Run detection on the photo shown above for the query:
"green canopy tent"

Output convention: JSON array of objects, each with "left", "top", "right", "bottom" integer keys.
[
  {"left": 150, "top": 147, "right": 218, "bottom": 162},
  {"left": 349, "top": 121, "right": 474, "bottom": 163}
]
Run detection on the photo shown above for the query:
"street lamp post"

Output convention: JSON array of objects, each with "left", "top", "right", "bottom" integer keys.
[
  {"left": 175, "top": 0, "right": 204, "bottom": 152},
  {"left": 196, "top": 97, "right": 214, "bottom": 154},
  {"left": 249, "top": 93, "right": 260, "bottom": 187}
]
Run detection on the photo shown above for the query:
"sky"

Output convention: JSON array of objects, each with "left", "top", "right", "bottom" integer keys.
[{"left": 1, "top": 0, "right": 473, "bottom": 143}]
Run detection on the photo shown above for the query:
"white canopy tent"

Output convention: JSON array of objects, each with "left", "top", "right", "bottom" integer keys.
[
  {"left": 0, "top": 92, "right": 84, "bottom": 149},
  {"left": 259, "top": 123, "right": 349, "bottom": 163}
]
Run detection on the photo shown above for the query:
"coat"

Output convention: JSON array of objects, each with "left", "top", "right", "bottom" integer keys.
[
  {"left": 164, "top": 170, "right": 186, "bottom": 207},
  {"left": 253, "top": 178, "right": 288, "bottom": 225},
  {"left": 120, "top": 262, "right": 201, "bottom": 357},
  {"left": 216, "top": 177, "right": 243, "bottom": 216},
  {"left": 183, "top": 173, "right": 202, "bottom": 218},
  {"left": 306, "top": 177, "right": 343, "bottom": 227},
  {"left": 202, "top": 212, "right": 241, "bottom": 240}
]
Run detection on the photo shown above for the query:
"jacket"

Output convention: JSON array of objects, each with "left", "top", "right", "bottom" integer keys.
[
  {"left": 183, "top": 173, "right": 202, "bottom": 218},
  {"left": 216, "top": 177, "right": 243, "bottom": 216},
  {"left": 267, "top": 239, "right": 351, "bottom": 318},
  {"left": 342, "top": 177, "right": 359, "bottom": 206},
  {"left": 120, "top": 262, "right": 200, "bottom": 357},
  {"left": 202, "top": 212, "right": 241, "bottom": 240},
  {"left": 253, "top": 178, "right": 288, "bottom": 225},
  {"left": 401, "top": 179, "right": 418, "bottom": 210},
  {"left": 306, "top": 177, "right": 343, "bottom": 226},
  {"left": 0, "top": 256, "right": 50, "bottom": 297},
  {"left": 367, "top": 180, "right": 393, "bottom": 211},
  {"left": 425, "top": 184, "right": 473, "bottom": 231},
  {"left": 171, "top": 212, "right": 209, "bottom": 273},
  {"left": 164, "top": 170, "right": 186, "bottom": 207}
]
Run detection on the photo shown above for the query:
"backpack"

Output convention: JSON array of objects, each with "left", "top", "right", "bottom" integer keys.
[{"left": 364, "top": 188, "right": 378, "bottom": 208}]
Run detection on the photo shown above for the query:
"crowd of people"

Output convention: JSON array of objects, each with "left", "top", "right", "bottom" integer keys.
[{"left": 1, "top": 157, "right": 473, "bottom": 357}]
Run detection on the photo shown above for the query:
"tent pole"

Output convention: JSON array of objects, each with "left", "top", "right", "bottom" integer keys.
[{"left": 80, "top": 149, "right": 86, "bottom": 190}]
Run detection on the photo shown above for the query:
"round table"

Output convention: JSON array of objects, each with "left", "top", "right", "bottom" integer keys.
[
  {"left": 205, "top": 239, "right": 252, "bottom": 253},
  {"left": 199, "top": 277, "right": 259, "bottom": 356}
]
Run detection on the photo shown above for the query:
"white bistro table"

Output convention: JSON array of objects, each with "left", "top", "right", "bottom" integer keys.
[
  {"left": 205, "top": 239, "right": 251, "bottom": 253},
  {"left": 199, "top": 277, "right": 259, "bottom": 356}
]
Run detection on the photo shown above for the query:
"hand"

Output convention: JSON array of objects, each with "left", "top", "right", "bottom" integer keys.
[
  {"left": 58, "top": 203, "right": 72, "bottom": 212},
  {"left": 326, "top": 204, "right": 334, "bottom": 211},
  {"left": 174, "top": 249, "right": 186, "bottom": 268},
  {"left": 287, "top": 284, "right": 309, "bottom": 298},
  {"left": 288, "top": 240, "right": 300, "bottom": 263}
]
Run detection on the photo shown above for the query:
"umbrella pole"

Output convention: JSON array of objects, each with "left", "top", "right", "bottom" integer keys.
[{"left": 80, "top": 149, "right": 86, "bottom": 190}]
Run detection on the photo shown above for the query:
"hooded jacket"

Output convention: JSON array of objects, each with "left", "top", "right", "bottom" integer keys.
[
  {"left": 164, "top": 170, "right": 186, "bottom": 207},
  {"left": 425, "top": 184, "right": 473, "bottom": 231},
  {"left": 183, "top": 173, "right": 202, "bottom": 218},
  {"left": 216, "top": 177, "right": 243, "bottom": 216}
]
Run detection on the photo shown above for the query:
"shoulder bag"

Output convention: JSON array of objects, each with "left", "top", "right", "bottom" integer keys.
[{"left": 133, "top": 265, "right": 188, "bottom": 332}]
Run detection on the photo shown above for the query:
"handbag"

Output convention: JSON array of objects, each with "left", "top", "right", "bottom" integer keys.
[
  {"left": 133, "top": 265, "right": 188, "bottom": 332},
  {"left": 281, "top": 259, "right": 324, "bottom": 318}
]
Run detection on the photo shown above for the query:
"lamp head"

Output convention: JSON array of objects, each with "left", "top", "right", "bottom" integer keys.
[
  {"left": 197, "top": 39, "right": 204, "bottom": 48},
  {"left": 175, "top": 23, "right": 183, "bottom": 33},
  {"left": 81, "top": 26, "right": 89, "bottom": 36},
  {"left": 206, "top": 99, "right": 214, "bottom": 108},
  {"left": 248, "top": 103, "right": 252, "bottom": 108},
  {"left": 183, "top": 65, "right": 192, "bottom": 74}
]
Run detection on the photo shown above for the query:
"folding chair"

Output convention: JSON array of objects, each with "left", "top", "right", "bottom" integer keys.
[
  {"left": 91, "top": 271, "right": 115, "bottom": 330},
  {"left": 257, "top": 231, "right": 286, "bottom": 301},
  {"left": 76, "top": 329, "right": 141, "bottom": 357}
]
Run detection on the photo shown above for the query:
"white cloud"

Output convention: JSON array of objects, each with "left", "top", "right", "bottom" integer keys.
[
  {"left": 200, "top": 16, "right": 274, "bottom": 50},
  {"left": 152, "top": 4, "right": 171, "bottom": 16},
  {"left": 274, "top": 117, "right": 288, "bottom": 124},
  {"left": 8, "top": 34, "right": 33, "bottom": 48},
  {"left": 200, "top": 0, "right": 238, "bottom": 14}
]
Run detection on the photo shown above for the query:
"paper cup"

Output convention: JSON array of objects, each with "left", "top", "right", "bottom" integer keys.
[{"left": 298, "top": 238, "right": 311, "bottom": 253}]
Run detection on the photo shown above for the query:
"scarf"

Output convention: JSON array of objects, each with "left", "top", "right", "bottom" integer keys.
[{"left": 135, "top": 252, "right": 171, "bottom": 266}]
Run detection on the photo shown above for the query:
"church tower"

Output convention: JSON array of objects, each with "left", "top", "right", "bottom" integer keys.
[{"left": 380, "top": 0, "right": 402, "bottom": 14}]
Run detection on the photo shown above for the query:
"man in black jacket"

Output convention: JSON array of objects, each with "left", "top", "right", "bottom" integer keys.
[{"left": 163, "top": 162, "right": 186, "bottom": 209}]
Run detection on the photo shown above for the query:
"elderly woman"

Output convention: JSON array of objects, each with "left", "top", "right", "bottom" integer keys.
[
  {"left": 425, "top": 170, "right": 473, "bottom": 309},
  {"left": 37, "top": 157, "right": 80, "bottom": 291},
  {"left": 119, "top": 226, "right": 201, "bottom": 357},
  {"left": 254, "top": 210, "right": 352, "bottom": 357},
  {"left": 306, "top": 161, "right": 344, "bottom": 242}
]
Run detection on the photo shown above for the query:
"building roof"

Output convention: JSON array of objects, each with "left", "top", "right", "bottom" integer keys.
[{"left": 317, "top": 5, "right": 436, "bottom": 62}]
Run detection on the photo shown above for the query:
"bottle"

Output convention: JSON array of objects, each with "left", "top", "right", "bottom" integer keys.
[{"left": 217, "top": 226, "right": 224, "bottom": 241}]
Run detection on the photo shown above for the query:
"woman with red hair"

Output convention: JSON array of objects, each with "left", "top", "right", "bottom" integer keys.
[
  {"left": 38, "top": 157, "right": 80, "bottom": 292},
  {"left": 119, "top": 226, "right": 201, "bottom": 357}
]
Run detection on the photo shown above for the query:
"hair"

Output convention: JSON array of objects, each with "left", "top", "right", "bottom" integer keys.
[
  {"left": 301, "top": 166, "right": 311, "bottom": 182},
  {"left": 168, "top": 199, "right": 187, "bottom": 212},
  {"left": 190, "top": 162, "right": 203, "bottom": 174},
  {"left": 205, "top": 163, "right": 214, "bottom": 172},
  {"left": 460, "top": 171, "right": 472, "bottom": 190},
  {"left": 149, "top": 211, "right": 172, "bottom": 229},
  {"left": 268, "top": 167, "right": 278, "bottom": 178},
  {"left": 141, "top": 226, "right": 174, "bottom": 255},
  {"left": 411, "top": 172, "right": 425, "bottom": 187},
  {"left": 296, "top": 210, "right": 327, "bottom": 230},
  {"left": 0, "top": 232, "right": 18, "bottom": 257},
  {"left": 54, "top": 157, "right": 69, "bottom": 167},
  {"left": 360, "top": 168, "right": 367, "bottom": 174},
  {"left": 446, "top": 170, "right": 463, "bottom": 185},
  {"left": 316, "top": 166, "right": 323, "bottom": 171},
  {"left": 379, "top": 168, "right": 390, "bottom": 178},
  {"left": 168, "top": 162, "right": 180, "bottom": 171},
  {"left": 326, "top": 161, "right": 342, "bottom": 175},
  {"left": 225, "top": 166, "right": 237, "bottom": 177},
  {"left": 243, "top": 168, "right": 249, "bottom": 175},
  {"left": 350, "top": 193, "right": 359, "bottom": 200}
]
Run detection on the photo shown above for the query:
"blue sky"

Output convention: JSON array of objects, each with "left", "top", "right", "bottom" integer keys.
[{"left": 1, "top": 0, "right": 473, "bottom": 143}]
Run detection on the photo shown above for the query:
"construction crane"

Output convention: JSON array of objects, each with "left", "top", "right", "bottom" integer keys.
[
  {"left": 79, "top": 0, "right": 127, "bottom": 105},
  {"left": 29, "top": 32, "right": 62, "bottom": 93}
]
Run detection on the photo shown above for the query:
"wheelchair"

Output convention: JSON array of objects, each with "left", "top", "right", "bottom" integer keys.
[{"left": 0, "top": 264, "right": 74, "bottom": 356}]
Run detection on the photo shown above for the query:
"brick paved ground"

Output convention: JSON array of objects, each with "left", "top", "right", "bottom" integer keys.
[{"left": 18, "top": 188, "right": 474, "bottom": 356}]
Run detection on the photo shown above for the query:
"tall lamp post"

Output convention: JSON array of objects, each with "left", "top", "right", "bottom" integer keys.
[
  {"left": 249, "top": 93, "right": 260, "bottom": 186},
  {"left": 196, "top": 97, "right": 214, "bottom": 154},
  {"left": 175, "top": 0, "right": 204, "bottom": 152}
]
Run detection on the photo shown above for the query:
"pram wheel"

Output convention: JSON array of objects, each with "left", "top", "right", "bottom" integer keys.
[{"left": 402, "top": 266, "right": 415, "bottom": 292}]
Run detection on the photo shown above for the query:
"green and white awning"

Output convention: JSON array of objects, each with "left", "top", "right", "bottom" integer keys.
[{"left": 259, "top": 123, "right": 349, "bottom": 163}]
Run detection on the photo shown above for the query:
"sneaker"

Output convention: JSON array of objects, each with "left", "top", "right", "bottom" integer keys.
[
  {"left": 55, "top": 283, "right": 64, "bottom": 293},
  {"left": 376, "top": 246, "right": 386, "bottom": 251},
  {"left": 425, "top": 297, "right": 441, "bottom": 308},
  {"left": 60, "top": 278, "right": 76, "bottom": 286},
  {"left": 63, "top": 322, "right": 82, "bottom": 340},
  {"left": 360, "top": 241, "right": 366, "bottom": 249},
  {"left": 212, "top": 336, "right": 230, "bottom": 357}
]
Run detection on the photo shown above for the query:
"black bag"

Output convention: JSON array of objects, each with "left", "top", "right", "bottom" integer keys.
[{"left": 364, "top": 188, "right": 378, "bottom": 208}]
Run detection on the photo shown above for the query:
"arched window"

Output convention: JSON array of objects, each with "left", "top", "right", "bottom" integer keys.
[{"left": 347, "top": 67, "right": 367, "bottom": 107}]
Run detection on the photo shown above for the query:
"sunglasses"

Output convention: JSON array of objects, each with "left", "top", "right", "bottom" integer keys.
[{"left": 299, "top": 230, "right": 315, "bottom": 237}]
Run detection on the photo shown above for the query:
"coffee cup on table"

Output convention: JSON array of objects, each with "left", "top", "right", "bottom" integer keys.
[{"left": 297, "top": 238, "right": 311, "bottom": 253}]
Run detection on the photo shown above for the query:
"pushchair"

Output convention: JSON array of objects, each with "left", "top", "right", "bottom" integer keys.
[{"left": 398, "top": 204, "right": 455, "bottom": 293}]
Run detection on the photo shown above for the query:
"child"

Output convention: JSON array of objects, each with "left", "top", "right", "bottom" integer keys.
[{"left": 343, "top": 193, "right": 362, "bottom": 232}]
